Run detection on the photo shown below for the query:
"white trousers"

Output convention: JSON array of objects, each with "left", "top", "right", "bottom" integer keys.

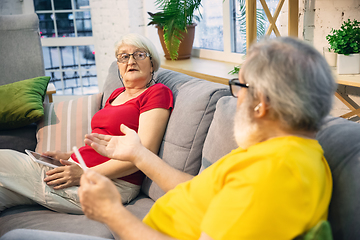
[{"left": 0, "top": 150, "right": 140, "bottom": 214}]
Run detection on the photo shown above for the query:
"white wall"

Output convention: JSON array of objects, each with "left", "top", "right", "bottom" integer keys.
[
  {"left": 299, "top": 0, "right": 360, "bottom": 53},
  {"left": 0, "top": 0, "right": 22, "bottom": 15},
  {"left": 89, "top": 0, "right": 146, "bottom": 91},
  {"left": 0, "top": 0, "right": 34, "bottom": 15}
]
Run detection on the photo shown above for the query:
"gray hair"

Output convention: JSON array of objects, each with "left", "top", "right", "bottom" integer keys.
[
  {"left": 114, "top": 33, "right": 161, "bottom": 72},
  {"left": 241, "top": 37, "right": 337, "bottom": 131}
]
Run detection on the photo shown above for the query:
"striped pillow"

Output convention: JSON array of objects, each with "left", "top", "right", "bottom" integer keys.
[{"left": 35, "top": 93, "right": 102, "bottom": 153}]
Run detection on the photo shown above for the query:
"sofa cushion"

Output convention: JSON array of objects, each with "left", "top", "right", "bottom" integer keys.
[
  {"left": 125, "top": 192, "right": 156, "bottom": 220},
  {"left": 0, "top": 205, "right": 113, "bottom": 238},
  {"left": 101, "top": 61, "right": 123, "bottom": 108},
  {"left": 0, "top": 76, "right": 50, "bottom": 130},
  {"left": 316, "top": 116, "right": 360, "bottom": 240},
  {"left": 35, "top": 93, "right": 102, "bottom": 153},
  {"left": 294, "top": 220, "right": 333, "bottom": 240},
  {"left": 200, "top": 96, "right": 238, "bottom": 173}
]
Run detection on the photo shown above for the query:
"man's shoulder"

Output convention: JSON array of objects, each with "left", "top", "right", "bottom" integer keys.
[{"left": 214, "top": 136, "right": 323, "bottom": 174}]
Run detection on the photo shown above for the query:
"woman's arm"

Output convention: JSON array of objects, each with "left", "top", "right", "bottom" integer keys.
[
  {"left": 90, "top": 108, "right": 171, "bottom": 179},
  {"left": 85, "top": 124, "right": 193, "bottom": 193}
]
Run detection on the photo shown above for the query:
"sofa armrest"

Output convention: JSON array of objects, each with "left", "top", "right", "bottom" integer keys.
[{"left": 0, "top": 123, "right": 37, "bottom": 153}]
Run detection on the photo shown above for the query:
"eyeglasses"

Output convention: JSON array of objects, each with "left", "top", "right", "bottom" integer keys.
[
  {"left": 229, "top": 78, "right": 249, "bottom": 97},
  {"left": 117, "top": 51, "right": 151, "bottom": 63}
]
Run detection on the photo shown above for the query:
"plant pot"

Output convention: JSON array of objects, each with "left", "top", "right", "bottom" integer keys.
[
  {"left": 323, "top": 48, "right": 337, "bottom": 67},
  {"left": 157, "top": 24, "right": 197, "bottom": 60},
  {"left": 337, "top": 53, "right": 360, "bottom": 74}
]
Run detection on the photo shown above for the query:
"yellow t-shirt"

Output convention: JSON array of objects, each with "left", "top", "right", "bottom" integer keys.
[{"left": 143, "top": 136, "right": 332, "bottom": 240}]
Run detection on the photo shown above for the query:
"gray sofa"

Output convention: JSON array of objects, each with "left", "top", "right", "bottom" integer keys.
[{"left": 1, "top": 13, "right": 360, "bottom": 240}]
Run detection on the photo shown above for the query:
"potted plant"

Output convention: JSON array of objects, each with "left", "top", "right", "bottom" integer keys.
[
  {"left": 148, "top": 0, "right": 202, "bottom": 60},
  {"left": 326, "top": 19, "right": 360, "bottom": 74},
  {"left": 323, "top": 47, "right": 337, "bottom": 67}
]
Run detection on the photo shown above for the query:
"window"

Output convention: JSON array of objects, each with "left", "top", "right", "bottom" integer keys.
[
  {"left": 42, "top": 46, "right": 97, "bottom": 95},
  {"left": 193, "top": 0, "right": 282, "bottom": 60},
  {"left": 193, "top": 0, "right": 224, "bottom": 51},
  {"left": 34, "top": 0, "right": 98, "bottom": 95}
]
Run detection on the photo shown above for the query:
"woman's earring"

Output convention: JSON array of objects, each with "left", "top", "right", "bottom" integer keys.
[
  {"left": 118, "top": 69, "right": 124, "bottom": 86},
  {"left": 151, "top": 71, "right": 155, "bottom": 82}
]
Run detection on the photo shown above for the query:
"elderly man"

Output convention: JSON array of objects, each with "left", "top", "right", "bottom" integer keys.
[{"left": 1, "top": 37, "right": 336, "bottom": 240}]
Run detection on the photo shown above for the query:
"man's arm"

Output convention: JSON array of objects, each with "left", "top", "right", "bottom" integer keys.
[
  {"left": 79, "top": 170, "right": 213, "bottom": 240},
  {"left": 85, "top": 124, "right": 193, "bottom": 193}
]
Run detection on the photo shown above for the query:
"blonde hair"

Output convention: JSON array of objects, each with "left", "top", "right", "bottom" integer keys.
[{"left": 114, "top": 33, "right": 160, "bottom": 72}]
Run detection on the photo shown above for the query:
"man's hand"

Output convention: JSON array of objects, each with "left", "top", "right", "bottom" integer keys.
[
  {"left": 44, "top": 160, "right": 83, "bottom": 189},
  {"left": 78, "top": 170, "right": 123, "bottom": 223},
  {"left": 84, "top": 124, "right": 144, "bottom": 163}
]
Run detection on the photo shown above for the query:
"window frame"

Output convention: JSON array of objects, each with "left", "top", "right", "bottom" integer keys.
[
  {"left": 192, "top": 0, "right": 245, "bottom": 63},
  {"left": 34, "top": 0, "right": 98, "bottom": 96},
  {"left": 192, "top": 0, "right": 298, "bottom": 62}
]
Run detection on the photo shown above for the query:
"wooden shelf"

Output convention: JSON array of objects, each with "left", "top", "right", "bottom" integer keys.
[
  {"left": 160, "top": 56, "right": 241, "bottom": 85},
  {"left": 336, "top": 73, "right": 360, "bottom": 88},
  {"left": 333, "top": 69, "right": 360, "bottom": 119}
]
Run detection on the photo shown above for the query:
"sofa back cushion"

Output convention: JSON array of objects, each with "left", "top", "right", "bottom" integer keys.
[
  {"left": 101, "top": 61, "right": 123, "bottom": 108},
  {"left": 200, "top": 96, "right": 238, "bottom": 173},
  {"left": 316, "top": 116, "right": 360, "bottom": 240},
  {"left": 102, "top": 63, "right": 230, "bottom": 201},
  {"left": 144, "top": 71, "right": 229, "bottom": 200},
  {"left": 0, "top": 14, "right": 45, "bottom": 86},
  {"left": 35, "top": 93, "right": 102, "bottom": 153}
]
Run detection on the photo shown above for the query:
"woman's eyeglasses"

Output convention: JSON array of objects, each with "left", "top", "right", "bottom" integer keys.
[
  {"left": 117, "top": 51, "right": 151, "bottom": 63},
  {"left": 228, "top": 78, "right": 249, "bottom": 98}
]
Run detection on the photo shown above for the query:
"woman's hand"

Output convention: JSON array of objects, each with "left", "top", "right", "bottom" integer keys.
[
  {"left": 43, "top": 150, "right": 72, "bottom": 161},
  {"left": 44, "top": 160, "right": 84, "bottom": 189},
  {"left": 84, "top": 124, "right": 144, "bottom": 163},
  {"left": 79, "top": 170, "right": 123, "bottom": 223}
]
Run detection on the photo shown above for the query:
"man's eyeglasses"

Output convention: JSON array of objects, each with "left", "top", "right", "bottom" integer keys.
[
  {"left": 229, "top": 78, "right": 249, "bottom": 98},
  {"left": 117, "top": 51, "right": 151, "bottom": 63}
]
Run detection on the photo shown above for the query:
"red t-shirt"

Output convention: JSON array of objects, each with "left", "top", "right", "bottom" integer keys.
[{"left": 71, "top": 83, "right": 173, "bottom": 185}]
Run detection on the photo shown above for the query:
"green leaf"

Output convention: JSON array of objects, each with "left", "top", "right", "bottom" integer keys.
[
  {"left": 229, "top": 65, "right": 241, "bottom": 75},
  {"left": 326, "top": 19, "right": 360, "bottom": 54}
]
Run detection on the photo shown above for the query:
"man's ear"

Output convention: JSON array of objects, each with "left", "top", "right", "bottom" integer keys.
[{"left": 253, "top": 96, "right": 268, "bottom": 118}]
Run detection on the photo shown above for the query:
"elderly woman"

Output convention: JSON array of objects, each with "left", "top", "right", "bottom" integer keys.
[{"left": 0, "top": 33, "right": 173, "bottom": 214}]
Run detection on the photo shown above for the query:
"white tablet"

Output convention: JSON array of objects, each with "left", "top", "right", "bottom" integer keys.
[{"left": 25, "top": 149, "right": 63, "bottom": 168}]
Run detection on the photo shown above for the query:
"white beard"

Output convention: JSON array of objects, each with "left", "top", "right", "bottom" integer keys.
[{"left": 233, "top": 101, "right": 260, "bottom": 149}]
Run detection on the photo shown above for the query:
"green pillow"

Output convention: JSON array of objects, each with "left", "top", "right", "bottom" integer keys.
[
  {"left": 294, "top": 220, "right": 333, "bottom": 240},
  {"left": 0, "top": 76, "right": 50, "bottom": 130}
]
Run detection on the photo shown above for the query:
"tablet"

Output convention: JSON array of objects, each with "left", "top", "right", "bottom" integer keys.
[{"left": 25, "top": 149, "right": 63, "bottom": 168}]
